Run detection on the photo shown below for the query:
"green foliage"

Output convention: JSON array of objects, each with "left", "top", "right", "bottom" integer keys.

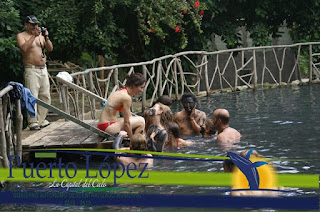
[
  {"left": 37, "top": 0, "right": 80, "bottom": 60},
  {"left": 299, "top": 53, "right": 309, "bottom": 77},
  {"left": 0, "top": 0, "right": 23, "bottom": 87},
  {"left": 136, "top": 0, "right": 206, "bottom": 49},
  {"left": 2, "top": 0, "right": 320, "bottom": 86},
  {"left": 81, "top": 52, "right": 99, "bottom": 68}
]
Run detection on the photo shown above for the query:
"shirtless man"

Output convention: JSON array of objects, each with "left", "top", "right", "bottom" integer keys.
[
  {"left": 173, "top": 93, "right": 206, "bottom": 135},
  {"left": 16, "top": 15, "right": 53, "bottom": 130},
  {"left": 212, "top": 109, "right": 241, "bottom": 142}
]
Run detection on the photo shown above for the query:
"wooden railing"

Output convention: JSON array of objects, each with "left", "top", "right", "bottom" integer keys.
[
  {"left": 0, "top": 85, "right": 23, "bottom": 168},
  {"left": 57, "top": 42, "right": 320, "bottom": 120}
]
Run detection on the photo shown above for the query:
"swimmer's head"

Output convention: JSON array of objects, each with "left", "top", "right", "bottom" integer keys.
[
  {"left": 152, "top": 95, "right": 172, "bottom": 107},
  {"left": 201, "top": 119, "right": 216, "bottom": 138},
  {"left": 155, "top": 103, "right": 172, "bottom": 129},
  {"left": 212, "top": 109, "right": 230, "bottom": 130},
  {"left": 130, "top": 133, "right": 147, "bottom": 151},
  {"left": 223, "top": 159, "right": 235, "bottom": 173},
  {"left": 145, "top": 108, "right": 156, "bottom": 116},
  {"left": 181, "top": 93, "right": 197, "bottom": 115},
  {"left": 167, "top": 122, "right": 180, "bottom": 139}
]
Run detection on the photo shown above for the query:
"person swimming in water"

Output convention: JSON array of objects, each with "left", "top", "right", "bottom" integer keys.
[
  {"left": 166, "top": 122, "right": 193, "bottom": 147},
  {"left": 116, "top": 133, "right": 153, "bottom": 168},
  {"left": 144, "top": 95, "right": 172, "bottom": 132},
  {"left": 173, "top": 93, "right": 206, "bottom": 135},
  {"left": 98, "top": 73, "right": 146, "bottom": 139},
  {"left": 145, "top": 103, "right": 172, "bottom": 152},
  {"left": 212, "top": 109, "right": 241, "bottom": 143},
  {"left": 201, "top": 118, "right": 216, "bottom": 138},
  {"left": 223, "top": 150, "right": 281, "bottom": 197}
]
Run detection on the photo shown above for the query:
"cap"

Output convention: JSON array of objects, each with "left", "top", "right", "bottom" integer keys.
[{"left": 25, "top": 15, "right": 39, "bottom": 24}]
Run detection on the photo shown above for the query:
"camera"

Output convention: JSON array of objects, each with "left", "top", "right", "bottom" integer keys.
[{"left": 40, "top": 27, "right": 46, "bottom": 36}]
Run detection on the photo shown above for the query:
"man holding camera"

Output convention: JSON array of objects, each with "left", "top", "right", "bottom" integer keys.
[{"left": 17, "top": 15, "right": 53, "bottom": 130}]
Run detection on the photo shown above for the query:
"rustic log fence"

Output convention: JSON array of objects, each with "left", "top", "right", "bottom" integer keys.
[
  {"left": 0, "top": 85, "right": 23, "bottom": 168},
  {"left": 56, "top": 42, "right": 320, "bottom": 121}
]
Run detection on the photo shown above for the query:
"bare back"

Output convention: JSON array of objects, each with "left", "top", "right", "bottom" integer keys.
[
  {"left": 99, "top": 89, "right": 132, "bottom": 123},
  {"left": 16, "top": 31, "right": 46, "bottom": 66},
  {"left": 217, "top": 127, "right": 241, "bottom": 143}
]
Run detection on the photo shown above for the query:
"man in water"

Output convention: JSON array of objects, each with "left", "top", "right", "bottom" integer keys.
[
  {"left": 212, "top": 109, "right": 241, "bottom": 142},
  {"left": 173, "top": 93, "right": 206, "bottom": 135}
]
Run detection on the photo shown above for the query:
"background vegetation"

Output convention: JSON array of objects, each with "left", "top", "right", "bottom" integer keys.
[{"left": 1, "top": 0, "right": 320, "bottom": 87}]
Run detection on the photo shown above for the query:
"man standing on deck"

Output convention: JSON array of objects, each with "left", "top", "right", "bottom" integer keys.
[
  {"left": 16, "top": 15, "right": 53, "bottom": 130},
  {"left": 173, "top": 93, "right": 206, "bottom": 135},
  {"left": 212, "top": 109, "right": 241, "bottom": 142}
]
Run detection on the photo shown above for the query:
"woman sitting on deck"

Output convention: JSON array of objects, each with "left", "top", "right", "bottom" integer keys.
[{"left": 98, "top": 73, "right": 146, "bottom": 139}]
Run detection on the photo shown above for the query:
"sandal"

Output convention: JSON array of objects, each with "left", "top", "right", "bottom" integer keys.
[
  {"left": 40, "top": 120, "right": 50, "bottom": 128},
  {"left": 29, "top": 124, "right": 40, "bottom": 130}
]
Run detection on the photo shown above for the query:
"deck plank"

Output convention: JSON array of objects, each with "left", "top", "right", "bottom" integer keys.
[
  {"left": 22, "top": 121, "right": 67, "bottom": 147},
  {"left": 23, "top": 120, "right": 107, "bottom": 149}
]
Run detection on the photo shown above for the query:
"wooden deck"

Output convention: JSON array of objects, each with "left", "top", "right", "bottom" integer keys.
[{"left": 22, "top": 119, "right": 113, "bottom": 149}]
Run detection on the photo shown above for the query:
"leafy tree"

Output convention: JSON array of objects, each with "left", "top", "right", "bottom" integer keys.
[
  {"left": 2, "top": 0, "right": 320, "bottom": 87},
  {"left": 0, "top": 0, "right": 22, "bottom": 87}
]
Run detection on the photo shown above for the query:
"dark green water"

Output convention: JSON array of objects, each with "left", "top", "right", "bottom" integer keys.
[{"left": 193, "top": 84, "right": 320, "bottom": 174}]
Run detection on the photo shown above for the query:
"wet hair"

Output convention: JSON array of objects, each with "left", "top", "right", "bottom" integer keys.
[
  {"left": 167, "top": 122, "right": 180, "bottom": 138},
  {"left": 216, "top": 112, "right": 229, "bottom": 125},
  {"left": 158, "top": 103, "right": 173, "bottom": 130},
  {"left": 223, "top": 160, "right": 235, "bottom": 173},
  {"left": 152, "top": 95, "right": 172, "bottom": 107},
  {"left": 205, "top": 119, "right": 216, "bottom": 135},
  {"left": 125, "top": 73, "right": 146, "bottom": 87},
  {"left": 180, "top": 93, "right": 197, "bottom": 103},
  {"left": 131, "top": 133, "right": 147, "bottom": 151}
]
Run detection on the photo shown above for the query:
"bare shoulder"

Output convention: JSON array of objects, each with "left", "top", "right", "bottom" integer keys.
[
  {"left": 16, "top": 32, "right": 26, "bottom": 44},
  {"left": 230, "top": 127, "right": 241, "bottom": 136},
  {"left": 173, "top": 111, "right": 183, "bottom": 119},
  {"left": 17, "top": 31, "right": 24, "bottom": 37},
  {"left": 196, "top": 109, "right": 206, "bottom": 117},
  {"left": 216, "top": 133, "right": 225, "bottom": 142}
]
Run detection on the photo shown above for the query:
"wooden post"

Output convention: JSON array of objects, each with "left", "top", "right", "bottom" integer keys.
[
  {"left": 89, "top": 71, "right": 96, "bottom": 119},
  {"left": 15, "top": 99, "right": 22, "bottom": 160},
  {"left": 114, "top": 68, "right": 119, "bottom": 90},
  {"left": 142, "top": 65, "right": 147, "bottom": 112},
  {"left": 309, "top": 44, "right": 313, "bottom": 83},
  {"left": 81, "top": 75, "right": 86, "bottom": 120},
  {"left": 98, "top": 55, "right": 105, "bottom": 96},
  {"left": 5, "top": 96, "right": 12, "bottom": 156},
  {"left": 204, "top": 55, "right": 210, "bottom": 95},
  {"left": 174, "top": 59, "right": 179, "bottom": 100},
  {"left": 197, "top": 56, "right": 201, "bottom": 95},
  {"left": 253, "top": 49, "right": 257, "bottom": 89},
  {"left": 177, "top": 60, "right": 185, "bottom": 95},
  {"left": 297, "top": 46, "right": 302, "bottom": 82},
  {"left": 60, "top": 84, "right": 68, "bottom": 114},
  {"left": 234, "top": 54, "right": 238, "bottom": 91},
  {"left": 159, "top": 62, "right": 163, "bottom": 97},
  {"left": 0, "top": 98, "right": 9, "bottom": 168}
]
